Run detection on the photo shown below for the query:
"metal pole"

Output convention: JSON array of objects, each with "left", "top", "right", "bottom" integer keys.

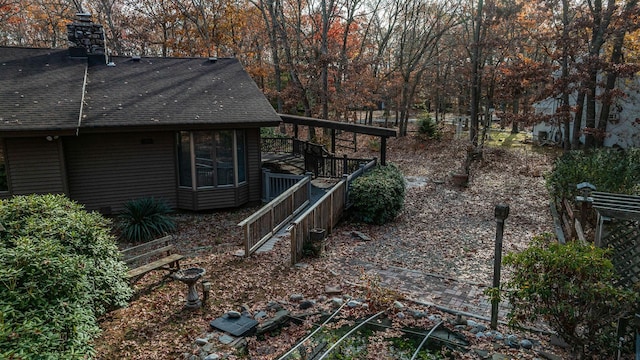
[{"left": 491, "top": 204, "right": 509, "bottom": 330}]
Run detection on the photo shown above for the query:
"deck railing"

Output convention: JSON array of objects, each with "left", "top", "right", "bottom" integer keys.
[
  {"left": 305, "top": 155, "right": 374, "bottom": 179},
  {"left": 288, "top": 158, "right": 377, "bottom": 265},
  {"left": 263, "top": 169, "right": 309, "bottom": 202},
  {"left": 289, "top": 179, "right": 346, "bottom": 265},
  {"left": 238, "top": 175, "right": 311, "bottom": 257},
  {"left": 262, "top": 137, "right": 295, "bottom": 154}
]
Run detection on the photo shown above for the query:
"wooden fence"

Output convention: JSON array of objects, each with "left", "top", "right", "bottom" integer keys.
[{"left": 238, "top": 175, "right": 311, "bottom": 257}]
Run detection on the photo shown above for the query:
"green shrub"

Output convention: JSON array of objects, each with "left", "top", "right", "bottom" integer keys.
[
  {"left": 349, "top": 164, "right": 406, "bottom": 224},
  {"left": 0, "top": 194, "right": 132, "bottom": 358},
  {"left": 118, "top": 197, "right": 176, "bottom": 242},
  {"left": 546, "top": 148, "right": 640, "bottom": 201},
  {"left": 504, "top": 234, "right": 638, "bottom": 357},
  {"left": 417, "top": 113, "right": 441, "bottom": 140}
]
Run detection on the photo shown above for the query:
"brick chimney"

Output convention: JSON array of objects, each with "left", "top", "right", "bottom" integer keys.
[{"left": 66, "top": 13, "right": 107, "bottom": 65}]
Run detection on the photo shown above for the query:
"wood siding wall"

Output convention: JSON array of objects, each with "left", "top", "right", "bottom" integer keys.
[
  {"left": 64, "top": 132, "right": 177, "bottom": 213},
  {"left": 4, "top": 137, "right": 66, "bottom": 195},
  {"left": 3, "top": 127, "right": 263, "bottom": 212}
]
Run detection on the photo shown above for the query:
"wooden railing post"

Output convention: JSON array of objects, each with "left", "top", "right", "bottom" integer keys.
[
  {"left": 343, "top": 174, "right": 349, "bottom": 206},
  {"left": 343, "top": 154, "right": 348, "bottom": 176},
  {"left": 244, "top": 224, "right": 250, "bottom": 258}
]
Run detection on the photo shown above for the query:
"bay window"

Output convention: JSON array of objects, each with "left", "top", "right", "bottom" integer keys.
[{"left": 177, "top": 130, "right": 246, "bottom": 189}]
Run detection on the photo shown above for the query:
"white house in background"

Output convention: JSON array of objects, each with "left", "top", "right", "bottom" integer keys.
[{"left": 532, "top": 75, "right": 640, "bottom": 148}]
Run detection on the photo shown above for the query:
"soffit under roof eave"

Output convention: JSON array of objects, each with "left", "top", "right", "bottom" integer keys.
[{"left": 0, "top": 128, "right": 78, "bottom": 138}]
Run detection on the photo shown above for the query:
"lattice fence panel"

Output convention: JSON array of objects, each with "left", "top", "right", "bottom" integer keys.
[{"left": 601, "top": 218, "right": 640, "bottom": 287}]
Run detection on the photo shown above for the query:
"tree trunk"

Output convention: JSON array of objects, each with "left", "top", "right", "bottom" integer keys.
[
  {"left": 572, "top": 92, "right": 586, "bottom": 149},
  {"left": 560, "top": 0, "right": 571, "bottom": 151},
  {"left": 470, "top": 0, "right": 484, "bottom": 147}
]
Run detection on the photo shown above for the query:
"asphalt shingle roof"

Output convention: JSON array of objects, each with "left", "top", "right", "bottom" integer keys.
[
  {"left": 0, "top": 47, "right": 86, "bottom": 133},
  {"left": 82, "top": 56, "right": 281, "bottom": 129},
  {"left": 0, "top": 47, "right": 281, "bottom": 134}
]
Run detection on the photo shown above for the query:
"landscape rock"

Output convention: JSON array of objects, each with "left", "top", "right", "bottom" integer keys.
[
  {"left": 290, "top": 294, "right": 304, "bottom": 302},
  {"left": 226, "top": 311, "right": 241, "bottom": 319},
  {"left": 201, "top": 343, "right": 215, "bottom": 353},
  {"left": 484, "top": 330, "right": 504, "bottom": 341},
  {"left": 218, "top": 334, "right": 235, "bottom": 345},
  {"left": 504, "top": 334, "right": 520, "bottom": 348},
  {"left": 299, "top": 300, "right": 315, "bottom": 310},
  {"left": 325, "top": 285, "right": 342, "bottom": 295},
  {"left": 351, "top": 231, "right": 371, "bottom": 241},
  {"left": 203, "top": 354, "right": 220, "bottom": 360},
  {"left": 266, "top": 301, "right": 283, "bottom": 312},
  {"left": 393, "top": 300, "right": 405, "bottom": 310},
  {"left": 330, "top": 297, "right": 343, "bottom": 307},
  {"left": 473, "top": 349, "right": 490, "bottom": 359},
  {"left": 519, "top": 339, "right": 533, "bottom": 349},
  {"left": 491, "top": 354, "right": 511, "bottom": 360},
  {"left": 254, "top": 311, "right": 268, "bottom": 320},
  {"left": 453, "top": 314, "right": 467, "bottom": 325},
  {"left": 195, "top": 338, "right": 208, "bottom": 346},
  {"left": 347, "top": 300, "right": 361, "bottom": 308}
]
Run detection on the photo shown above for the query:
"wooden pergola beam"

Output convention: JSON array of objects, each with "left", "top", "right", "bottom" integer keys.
[{"left": 278, "top": 113, "right": 396, "bottom": 165}]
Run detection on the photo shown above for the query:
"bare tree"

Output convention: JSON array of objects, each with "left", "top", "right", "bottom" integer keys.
[{"left": 393, "top": 0, "right": 460, "bottom": 136}]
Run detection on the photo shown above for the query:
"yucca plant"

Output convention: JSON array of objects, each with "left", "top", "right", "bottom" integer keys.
[{"left": 118, "top": 197, "right": 176, "bottom": 242}]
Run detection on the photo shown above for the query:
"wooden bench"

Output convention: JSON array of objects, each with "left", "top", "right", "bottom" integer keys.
[{"left": 122, "top": 235, "right": 184, "bottom": 283}]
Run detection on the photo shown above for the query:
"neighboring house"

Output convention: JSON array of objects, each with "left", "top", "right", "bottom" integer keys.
[
  {"left": 0, "top": 15, "right": 280, "bottom": 213},
  {"left": 532, "top": 76, "right": 640, "bottom": 148}
]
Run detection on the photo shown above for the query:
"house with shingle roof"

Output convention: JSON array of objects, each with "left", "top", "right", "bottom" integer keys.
[{"left": 0, "top": 15, "right": 280, "bottom": 213}]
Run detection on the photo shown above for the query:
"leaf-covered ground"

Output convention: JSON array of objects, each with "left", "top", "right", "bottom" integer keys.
[{"left": 94, "top": 127, "right": 564, "bottom": 359}]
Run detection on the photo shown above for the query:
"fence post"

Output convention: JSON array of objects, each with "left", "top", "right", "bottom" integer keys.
[
  {"left": 491, "top": 204, "right": 509, "bottom": 330},
  {"left": 244, "top": 224, "right": 250, "bottom": 258},
  {"left": 343, "top": 174, "right": 349, "bottom": 206},
  {"left": 305, "top": 172, "right": 313, "bottom": 201},
  {"left": 342, "top": 154, "right": 348, "bottom": 175}
]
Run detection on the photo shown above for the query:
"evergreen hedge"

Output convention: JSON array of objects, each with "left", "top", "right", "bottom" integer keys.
[
  {"left": 349, "top": 164, "right": 406, "bottom": 225},
  {"left": 546, "top": 148, "right": 640, "bottom": 201},
  {"left": 0, "top": 195, "right": 132, "bottom": 359}
]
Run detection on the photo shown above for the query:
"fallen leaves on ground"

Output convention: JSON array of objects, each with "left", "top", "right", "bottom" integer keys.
[{"left": 94, "top": 126, "right": 565, "bottom": 359}]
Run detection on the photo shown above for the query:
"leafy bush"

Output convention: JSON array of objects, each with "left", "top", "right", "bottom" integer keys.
[
  {"left": 504, "top": 234, "right": 638, "bottom": 357},
  {"left": 0, "top": 194, "right": 132, "bottom": 359},
  {"left": 546, "top": 148, "right": 640, "bottom": 201},
  {"left": 417, "top": 113, "right": 441, "bottom": 140},
  {"left": 349, "top": 164, "right": 406, "bottom": 224},
  {"left": 118, "top": 197, "right": 176, "bottom": 242}
]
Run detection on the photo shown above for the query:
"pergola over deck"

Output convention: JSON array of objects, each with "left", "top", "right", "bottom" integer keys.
[{"left": 279, "top": 114, "right": 397, "bottom": 165}]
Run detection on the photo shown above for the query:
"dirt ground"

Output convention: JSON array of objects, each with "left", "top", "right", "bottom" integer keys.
[{"left": 94, "top": 125, "right": 564, "bottom": 359}]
